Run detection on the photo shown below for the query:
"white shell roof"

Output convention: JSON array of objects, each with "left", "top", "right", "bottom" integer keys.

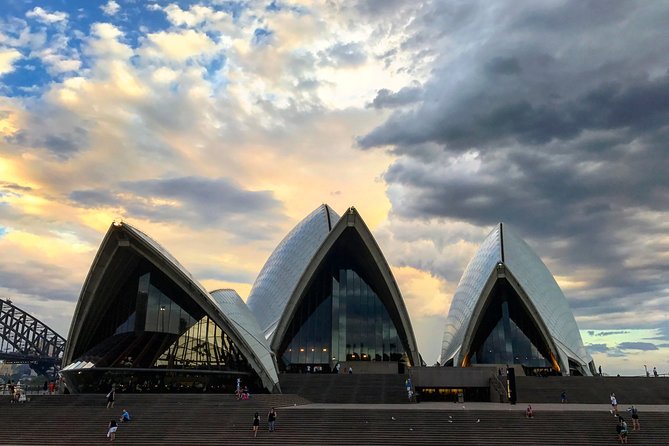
[
  {"left": 123, "top": 223, "right": 219, "bottom": 309},
  {"left": 66, "top": 222, "right": 281, "bottom": 391},
  {"left": 246, "top": 204, "right": 339, "bottom": 341},
  {"left": 210, "top": 289, "right": 279, "bottom": 388},
  {"left": 123, "top": 223, "right": 281, "bottom": 389},
  {"left": 441, "top": 223, "right": 592, "bottom": 373}
]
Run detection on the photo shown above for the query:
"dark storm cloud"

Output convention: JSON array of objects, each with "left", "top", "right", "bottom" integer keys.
[
  {"left": 617, "top": 342, "right": 659, "bottom": 351},
  {"left": 369, "top": 84, "right": 423, "bottom": 109},
  {"left": 357, "top": 1, "right": 669, "bottom": 325},
  {"left": 359, "top": 74, "right": 669, "bottom": 150},
  {"left": 69, "top": 189, "right": 122, "bottom": 207},
  {"left": 485, "top": 57, "right": 521, "bottom": 76},
  {"left": 69, "top": 176, "right": 285, "bottom": 238},
  {"left": 649, "top": 321, "right": 669, "bottom": 341},
  {"left": 354, "top": 0, "right": 408, "bottom": 16}
]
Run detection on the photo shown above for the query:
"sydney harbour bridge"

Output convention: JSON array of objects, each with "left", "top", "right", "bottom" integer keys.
[{"left": 0, "top": 298, "right": 65, "bottom": 378}]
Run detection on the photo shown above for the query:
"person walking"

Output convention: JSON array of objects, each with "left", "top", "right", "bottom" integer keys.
[
  {"left": 107, "top": 420, "right": 118, "bottom": 441},
  {"left": 267, "top": 407, "right": 277, "bottom": 432},
  {"left": 560, "top": 390, "right": 567, "bottom": 403},
  {"left": 106, "top": 386, "right": 116, "bottom": 409},
  {"left": 629, "top": 405, "right": 640, "bottom": 431},
  {"left": 610, "top": 393, "right": 618, "bottom": 415},
  {"left": 252, "top": 412, "right": 260, "bottom": 437},
  {"left": 616, "top": 417, "right": 628, "bottom": 444}
]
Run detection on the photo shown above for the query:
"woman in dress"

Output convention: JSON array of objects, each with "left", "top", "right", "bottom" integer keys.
[{"left": 252, "top": 412, "right": 260, "bottom": 437}]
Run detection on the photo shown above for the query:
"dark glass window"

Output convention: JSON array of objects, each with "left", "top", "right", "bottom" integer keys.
[
  {"left": 469, "top": 279, "right": 552, "bottom": 370},
  {"left": 280, "top": 264, "right": 405, "bottom": 369},
  {"left": 155, "top": 315, "right": 249, "bottom": 370},
  {"left": 73, "top": 262, "right": 252, "bottom": 374}
]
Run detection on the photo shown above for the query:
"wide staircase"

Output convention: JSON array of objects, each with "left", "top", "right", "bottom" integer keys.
[
  {"left": 279, "top": 373, "right": 409, "bottom": 403},
  {"left": 1, "top": 394, "right": 669, "bottom": 445},
  {"left": 516, "top": 376, "right": 669, "bottom": 404}
]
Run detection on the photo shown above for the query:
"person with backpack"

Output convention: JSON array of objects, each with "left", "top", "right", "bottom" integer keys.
[{"left": 616, "top": 417, "right": 628, "bottom": 444}]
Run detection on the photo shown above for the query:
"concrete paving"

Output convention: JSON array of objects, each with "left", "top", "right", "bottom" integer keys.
[{"left": 284, "top": 401, "right": 669, "bottom": 412}]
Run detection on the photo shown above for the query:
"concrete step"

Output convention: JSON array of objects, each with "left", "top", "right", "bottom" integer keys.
[{"left": 1, "top": 394, "right": 668, "bottom": 445}]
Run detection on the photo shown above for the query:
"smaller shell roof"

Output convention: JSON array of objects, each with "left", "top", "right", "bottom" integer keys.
[
  {"left": 246, "top": 204, "right": 339, "bottom": 341},
  {"left": 441, "top": 223, "right": 592, "bottom": 373},
  {"left": 210, "top": 289, "right": 279, "bottom": 389}
]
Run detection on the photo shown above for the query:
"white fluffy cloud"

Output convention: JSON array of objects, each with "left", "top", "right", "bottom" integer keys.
[
  {"left": 101, "top": 0, "right": 121, "bottom": 16},
  {"left": 143, "top": 29, "right": 218, "bottom": 62},
  {"left": 26, "top": 7, "right": 68, "bottom": 24},
  {"left": 0, "top": 48, "right": 22, "bottom": 75}
]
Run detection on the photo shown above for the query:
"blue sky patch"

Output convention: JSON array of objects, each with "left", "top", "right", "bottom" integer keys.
[{"left": 253, "top": 28, "right": 272, "bottom": 46}]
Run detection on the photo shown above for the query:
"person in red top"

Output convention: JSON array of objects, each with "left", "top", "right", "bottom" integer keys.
[
  {"left": 525, "top": 405, "right": 534, "bottom": 418},
  {"left": 48, "top": 381, "right": 55, "bottom": 394}
]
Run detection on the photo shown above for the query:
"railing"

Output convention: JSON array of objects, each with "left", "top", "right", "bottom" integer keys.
[{"left": 490, "top": 373, "right": 508, "bottom": 403}]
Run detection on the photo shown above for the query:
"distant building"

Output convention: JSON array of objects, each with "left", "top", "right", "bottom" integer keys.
[
  {"left": 440, "top": 223, "right": 595, "bottom": 376},
  {"left": 61, "top": 222, "right": 279, "bottom": 393},
  {"left": 247, "top": 205, "right": 421, "bottom": 372}
]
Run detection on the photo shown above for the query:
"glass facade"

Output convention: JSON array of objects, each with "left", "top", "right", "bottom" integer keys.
[
  {"left": 155, "top": 316, "right": 247, "bottom": 369},
  {"left": 469, "top": 279, "right": 552, "bottom": 370},
  {"left": 280, "top": 265, "right": 403, "bottom": 370},
  {"left": 65, "top": 260, "right": 258, "bottom": 392}
]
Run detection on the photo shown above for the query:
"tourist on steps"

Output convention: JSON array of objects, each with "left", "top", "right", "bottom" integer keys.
[
  {"left": 119, "top": 409, "right": 131, "bottom": 423},
  {"left": 107, "top": 419, "right": 118, "bottom": 441},
  {"left": 252, "top": 412, "right": 260, "bottom": 437},
  {"left": 268, "top": 407, "right": 277, "bottom": 432}
]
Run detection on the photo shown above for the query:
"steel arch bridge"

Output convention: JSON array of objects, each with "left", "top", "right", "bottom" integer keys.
[{"left": 0, "top": 298, "right": 66, "bottom": 377}]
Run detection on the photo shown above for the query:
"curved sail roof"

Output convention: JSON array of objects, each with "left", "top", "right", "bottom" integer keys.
[
  {"left": 246, "top": 204, "right": 339, "bottom": 340},
  {"left": 64, "top": 221, "right": 280, "bottom": 392},
  {"left": 210, "top": 289, "right": 279, "bottom": 390},
  {"left": 440, "top": 223, "right": 593, "bottom": 375},
  {"left": 253, "top": 205, "right": 421, "bottom": 366}
]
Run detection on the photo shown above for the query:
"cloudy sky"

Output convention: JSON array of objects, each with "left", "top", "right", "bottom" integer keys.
[{"left": 1, "top": 0, "right": 668, "bottom": 376}]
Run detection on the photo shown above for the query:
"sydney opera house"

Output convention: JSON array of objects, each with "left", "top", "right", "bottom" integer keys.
[{"left": 61, "top": 206, "right": 594, "bottom": 394}]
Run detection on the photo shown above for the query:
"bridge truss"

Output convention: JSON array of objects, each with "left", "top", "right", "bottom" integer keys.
[{"left": 0, "top": 299, "right": 66, "bottom": 377}]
